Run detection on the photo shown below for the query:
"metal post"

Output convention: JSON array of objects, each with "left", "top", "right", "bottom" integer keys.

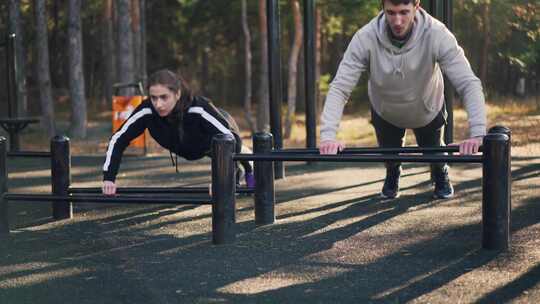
[
  {"left": 443, "top": 0, "right": 454, "bottom": 145},
  {"left": 304, "top": 0, "right": 317, "bottom": 154},
  {"left": 482, "top": 133, "right": 511, "bottom": 250},
  {"left": 267, "top": 0, "right": 285, "bottom": 179},
  {"left": 6, "top": 33, "right": 16, "bottom": 119},
  {"left": 0, "top": 137, "right": 9, "bottom": 234},
  {"left": 253, "top": 132, "right": 275, "bottom": 225},
  {"left": 211, "top": 134, "right": 236, "bottom": 244},
  {"left": 488, "top": 125, "right": 512, "bottom": 229},
  {"left": 51, "top": 136, "right": 72, "bottom": 220}
]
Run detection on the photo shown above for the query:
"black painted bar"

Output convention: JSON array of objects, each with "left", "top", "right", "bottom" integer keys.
[
  {"left": 234, "top": 153, "right": 483, "bottom": 163},
  {"left": 7, "top": 33, "right": 16, "bottom": 119},
  {"left": 7, "top": 151, "right": 51, "bottom": 158},
  {"left": 0, "top": 137, "right": 8, "bottom": 234},
  {"left": 51, "top": 136, "right": 72, "bottom": 219},
  {"left": 211, "top": 134, "right": 236, "bottom": 244},
  {"left": 482, "top": 133, "right": 511, "bottom": 250},
  {"left": 303, "top": 0, "right": 317, "bottom": 153},
  {"left": 68, "top": 186, "right": 254, "bottom": 195},
  {"left": 266, "top": 0, "right": 285, "bottom": 179},
  {"left": 443, "top": 0, "right": 455, "bottom": 145},
  {"left": 273, "top": 146, "right": 482, "bottom": 154},
  {"left": 4, "top": 193, "right": 211, "bottom": 205},
  {"left": 254, "top": 133, "right": 275, "bottom": 225}
]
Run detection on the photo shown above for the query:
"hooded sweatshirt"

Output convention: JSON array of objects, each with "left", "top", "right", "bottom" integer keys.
[{"left": 320, "top": 8, "right": 486, "bottom": 141}]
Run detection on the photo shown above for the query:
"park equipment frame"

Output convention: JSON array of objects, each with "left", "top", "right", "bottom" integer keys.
[
  {"left": 0, "top": 33, "right": 39, "bottom": 152},
  {"left": 213, "top": 126, "right": 512, "bottom": 251},
  {"left": 0, "top": 136, "right": 242, "bottom": 245}
]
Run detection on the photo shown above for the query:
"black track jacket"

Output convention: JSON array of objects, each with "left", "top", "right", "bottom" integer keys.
[{"left": 103, "top": 96, "right": 239, "bottom": 182}]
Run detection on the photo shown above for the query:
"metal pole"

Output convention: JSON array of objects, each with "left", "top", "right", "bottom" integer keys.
[
  {"left": 7, "top": 33, "right": 20, "bottom": 151},
  {"left": 6, "top": 33, "right": 16, "bottom": 119},
  {"left": 51, "top": 136, "right": 72, "bottom": 220},
  {"left": 68, "top": 186, "right": 254, "bottom": 195},
  {"left": 0, "top": 137, "right": 9, "bottom": 234},
  {"left": 266, "top": 0, "right": 285, "bottom": 179},
  {"left": 488, "top": 125, "right": 512, "bottom": 232},
  {"left": 253, "top": 132, "right": 275, "bottom": 225},
  {"left": 482, "top": 133, "right": 511, "bottom": 251},
  {"left": 234, "top": 153, "right": 483, "bottom": 163},
  {"left": 6, "top": 34, "right": 14, "bottom": 118},
  {"left": 304, "top": 0, "right": 317, "bottom": 154},
  {"left": 443, "top": 0, "right": 454, "bottom": 144},
  {"left": 211, "top": 134, "right": 236, "bottom": 244}
]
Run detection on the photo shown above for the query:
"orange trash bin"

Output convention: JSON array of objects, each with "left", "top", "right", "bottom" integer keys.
[{"left": 112, "top": 95, "right": 146, "bottom": 154}]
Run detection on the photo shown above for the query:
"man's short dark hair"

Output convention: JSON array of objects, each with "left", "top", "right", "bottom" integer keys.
[{"left": 381, "top": 0, "right": 420, "bottom": 6}]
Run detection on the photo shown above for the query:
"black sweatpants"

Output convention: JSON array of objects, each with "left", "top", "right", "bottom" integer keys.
[{"left": 371, "top": 107, "right": 447, "bottom": 171}]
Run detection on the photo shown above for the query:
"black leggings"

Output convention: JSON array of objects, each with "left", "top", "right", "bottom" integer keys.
[{"left": 218, "top": 109, "right": 253, "bottom": 174}]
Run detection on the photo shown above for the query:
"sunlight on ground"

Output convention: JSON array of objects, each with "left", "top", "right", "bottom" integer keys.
[
  {"left": 217, "top": 265, "right": 352, "bottom": 295},
  {"left": 0, "top": 266, "right": 88, "bottom": 289}
]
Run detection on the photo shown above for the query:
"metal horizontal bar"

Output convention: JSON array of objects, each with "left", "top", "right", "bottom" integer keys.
[
  {"left": 275, "top": 146, "right": 482, "bottom": 154},
  {"left": 3, "top": 193, "right": 212, "bottom": 205},
  {"left": 7, "top": 151, "right": 51, "bottom": 158},
  {"left": 68, "top": 186, "right": 254, "bottom": 194},
  {"left": 234, "top": 153, "right": 483, "bottom": 163}
]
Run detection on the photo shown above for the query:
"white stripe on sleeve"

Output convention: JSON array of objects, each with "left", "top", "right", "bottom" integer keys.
[
  {"left": 103, "top": 108, "right": 152, "bottom": 172},
  {"left": 188, "top": 107, "right": 233, "bottom": 135}
]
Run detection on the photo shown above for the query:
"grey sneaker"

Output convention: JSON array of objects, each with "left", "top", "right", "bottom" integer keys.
[
  {"left": 432, "top": 165, "right": 454, "bottom": 199},
  {"left": 381, "top": 166, "right": 402, "bottom": 199}
]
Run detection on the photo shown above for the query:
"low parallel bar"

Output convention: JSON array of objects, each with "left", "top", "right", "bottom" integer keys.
[
  {"left": 7, "top": 151, "right": 51, "bottom": 158},
  {"left": 68, "top": 186, "right": 254, "bottom": 194},
  {"left": 234, "top": 153, "right": 483, "bottom": 163},
  {"left": 275, "top": 146, "right": 481, "bottom": 154},
  {"left": 4, "top": 193, "right": 211, "bottom": 205}
]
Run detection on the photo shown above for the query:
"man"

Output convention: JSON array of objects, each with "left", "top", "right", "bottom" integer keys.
[{"left": 319, "top": 0, "right": 486, "bottom": 199}]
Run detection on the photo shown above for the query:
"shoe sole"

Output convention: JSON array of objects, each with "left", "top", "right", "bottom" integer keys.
[
  {"left": 380, "top": 192, "right": 400, "bottom": 199},
  {"left": 432, "top": 193, "right": 454, "bottom": 199}
]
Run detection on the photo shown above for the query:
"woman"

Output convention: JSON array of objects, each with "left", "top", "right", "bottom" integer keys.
[{"left": 102, "top": 69, "right": 254, "bottom": 195}]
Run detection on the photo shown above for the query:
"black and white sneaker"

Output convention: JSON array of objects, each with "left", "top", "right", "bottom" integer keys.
[{"left": 432, "top": 165, "right": 454, "bottom": 199}]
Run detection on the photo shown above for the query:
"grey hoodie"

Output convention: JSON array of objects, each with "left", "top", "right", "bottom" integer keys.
[{"left": 320, "top": 8, "right": 486, "bottom": 141}]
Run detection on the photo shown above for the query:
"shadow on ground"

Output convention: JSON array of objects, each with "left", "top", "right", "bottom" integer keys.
[{"left": 1, "top": 155, "right": 539, "bottom": 303}]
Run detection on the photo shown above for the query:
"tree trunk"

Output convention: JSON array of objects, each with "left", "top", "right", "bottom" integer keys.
[
  {"left": 102, "top": 0, "right": 115, "bottom": 106},
  {"left": 116, "top": 0, "right": 135, "bottom": 95},
  {"left": 201, "top": 47, "right": 209, "bottom": 94},
  {"left": 139, "top": 0, "right": 147, "bottom": 87},
  {"left": 50, "top": 0, "right": 62, "bottom": 87},
  {"left": 68, "top": 0, "right": 87, "bottom": 138},
  {"left": 34, "top": 0, "right": 56, "bottom": 137},
  {"left": 284, "top": 0, "right": 303, "bottom": 139},
  {"left": 479, "top": 0, "right": 490, "bottom": 87},
  {"left": 257, "top": 0, "right": 270, "bottom": 132},
  {"left": 315, "top": 6, "right": 322, "bottom": 118},
  {"left": 241, "top": 0, "right": 255, "bottom": 133},
  {"left": 8, "top": 0, "right": 27, "bottom": 116},
  {"left": 131, "top": 0, "right": 141, "bottom": 83}
]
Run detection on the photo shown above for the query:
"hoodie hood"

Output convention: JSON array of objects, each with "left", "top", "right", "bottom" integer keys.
[{"left": 373, "top": 7, "right": 431, "bottom": 54}]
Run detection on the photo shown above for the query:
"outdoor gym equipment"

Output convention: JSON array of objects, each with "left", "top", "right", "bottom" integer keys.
[
  {"left": 212, "top": 126, "right": 512, "bottom": 251},
  {"left": 0, "top": 135, "right": 248, "bottom": 245}
]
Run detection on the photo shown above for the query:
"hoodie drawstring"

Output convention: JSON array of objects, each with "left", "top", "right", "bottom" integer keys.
[{"left": 391, "top": 50, "right": 405, "bottom": 79}]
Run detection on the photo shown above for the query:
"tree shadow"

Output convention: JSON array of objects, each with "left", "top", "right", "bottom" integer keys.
[{"left": 0, "top": 154, "right": 538, "bottom": 303}]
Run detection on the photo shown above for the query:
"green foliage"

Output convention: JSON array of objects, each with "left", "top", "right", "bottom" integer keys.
[{"left": 2, "top": 0, "right": 538, "bottom": 114}]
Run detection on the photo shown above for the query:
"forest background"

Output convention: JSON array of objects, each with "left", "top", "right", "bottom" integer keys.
[{"left": 0, "top": 0, "right": 538, "bottom": 141}]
